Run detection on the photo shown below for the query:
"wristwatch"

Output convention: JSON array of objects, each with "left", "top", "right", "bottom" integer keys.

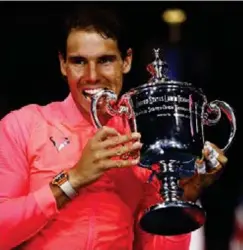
[{"left": 52, "top": 170, "right": 78, "bottom": 199}]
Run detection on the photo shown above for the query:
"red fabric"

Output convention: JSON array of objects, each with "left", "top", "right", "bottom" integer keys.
[{"left": 0, "top": 93, "right": 190, "bottom": 249}]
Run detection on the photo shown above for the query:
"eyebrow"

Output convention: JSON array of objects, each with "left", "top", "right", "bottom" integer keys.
[
  {"left": 98, "top": 54, "right": 118, "bottom": 60},
  {"left": 68, "top": 54, "right": 118, "bottom": 62}
]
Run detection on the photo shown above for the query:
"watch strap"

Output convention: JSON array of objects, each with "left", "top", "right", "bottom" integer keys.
[
  {"left": 52, "top": 170, "right": 78, "bottom": 200},
  {"left": 59, "top": 180, "right": 78, "bottom": 199}
]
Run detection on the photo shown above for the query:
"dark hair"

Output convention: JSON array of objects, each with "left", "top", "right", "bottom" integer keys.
[{"left": 58, "top": 4, "right": 131, "bottom": 60}]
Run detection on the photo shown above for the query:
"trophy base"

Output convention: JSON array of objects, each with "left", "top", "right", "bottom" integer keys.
[{"left": 140, "top": 200, "right": 206, "bottom": 236}]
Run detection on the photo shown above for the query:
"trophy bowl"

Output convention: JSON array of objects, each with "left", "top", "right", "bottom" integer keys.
[{"left": 90, "top": 48, "right": 236, "bottom": 236}]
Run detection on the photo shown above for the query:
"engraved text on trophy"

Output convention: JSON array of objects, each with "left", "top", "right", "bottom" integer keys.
[{"left": 135, "top": 94, "right": 198, "bottom": 119}]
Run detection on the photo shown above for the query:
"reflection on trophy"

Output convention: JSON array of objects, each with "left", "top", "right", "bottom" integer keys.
[{"left": 90, "top": 48, "right": 237, "bottom": 236}]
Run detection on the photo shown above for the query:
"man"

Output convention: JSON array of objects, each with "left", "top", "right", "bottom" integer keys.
[{"left": 0, "top": 5, "right": 227, "bottom": 250}]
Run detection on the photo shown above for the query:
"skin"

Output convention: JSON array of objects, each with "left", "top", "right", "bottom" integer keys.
[
  {"left": 51, "top": 29, "right": 228, "bottom": 208},
  {"left": 59, "top": 30, "right": 132, "bottom": 123}
]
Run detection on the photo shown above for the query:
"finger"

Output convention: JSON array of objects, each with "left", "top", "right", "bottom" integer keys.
[
  {"left": 205, "top": 141, "right": 223, "bottom": 154},
  {"left": 195, "top": 152, "right": 222, "bottom": 175},
  {"left": 206, "top": 156, "right": 222, "bottom": 173},
  {"left": 97, "top": 132, "right": 141, "bottom": 150},
  {"left": 120, "top": 150, "right": 140, "bottom": 160},
  {"left": 94, "top": 126, "right": 120, "bottom": 141},
  {"left": 94, "top": 141, "right": 142, "bottom": 160},
  {"left": 99, "top": 157, "right": 140, "bottom": 170},
  {"left": 203, "top": 141, "right": 228, "bottom": 165},
  {"left": 203, "top": 145, "right": 222, "bottom": 171},
  {"left": 195, "top": 160, "right": 207, "bottom": 174}
]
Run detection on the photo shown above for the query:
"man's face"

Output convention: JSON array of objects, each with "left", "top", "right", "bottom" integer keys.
[{"left": 59, "top": 29, "right": 132, "bottom": 116}]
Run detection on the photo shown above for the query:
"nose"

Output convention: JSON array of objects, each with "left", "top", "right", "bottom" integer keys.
[{"left": 83, "top": 63, "right": 99, "bottom": 84}]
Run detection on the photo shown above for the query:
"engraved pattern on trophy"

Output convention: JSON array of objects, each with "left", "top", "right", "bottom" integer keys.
[
  {"left": 90, "top": 47, "right": 237, "bottom": 236},
  {"left": 158, "top": 160, "right": 183, "bottom": 202}
]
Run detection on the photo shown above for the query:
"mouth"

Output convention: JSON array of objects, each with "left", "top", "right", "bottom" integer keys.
[{"left": 82, "top": 88, "right": 104, "bottom": 102}]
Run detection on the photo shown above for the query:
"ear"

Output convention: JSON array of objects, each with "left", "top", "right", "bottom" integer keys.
[
  {"left": 122, "top": 48, "right": 133, "bottom": 74},
  {"left": 58, "top": 52, "right": 67, "bottom": 77}
]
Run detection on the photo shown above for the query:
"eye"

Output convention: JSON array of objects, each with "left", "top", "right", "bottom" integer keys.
[
  {"left": 98, "top": 55, "right": 116, "bottom": 65},
  {"left": 69, "top": 56, "right": 86, "bottom": 65}
]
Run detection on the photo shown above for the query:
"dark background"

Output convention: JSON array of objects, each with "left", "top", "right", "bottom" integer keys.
[{"left": 0, "top": 2, "right": 242, "bottom": 249}]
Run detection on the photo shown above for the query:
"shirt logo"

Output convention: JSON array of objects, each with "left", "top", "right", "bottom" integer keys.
[{"left": 49, "top": 136, "right": 70, "bottom": 152}]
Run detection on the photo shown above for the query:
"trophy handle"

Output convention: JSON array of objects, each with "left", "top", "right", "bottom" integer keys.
[
  {"left": 90, "top": 89, "right": 117, "bottom": 128},
  {"left": 90, "top": 89, "right": 136, "bottom": 131},
  {"left": 204, "top": 100, "right": 237, "bottom": 152}
]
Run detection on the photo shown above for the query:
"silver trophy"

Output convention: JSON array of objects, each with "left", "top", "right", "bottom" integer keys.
[{"left": 90, "top": 48, "right": 236, "bottom": 236}]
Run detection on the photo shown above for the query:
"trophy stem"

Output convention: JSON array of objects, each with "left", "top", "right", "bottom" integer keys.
[
  {"left": 140, "top": 160, "right": 206, "bottom": 236},
  {"left": 158, "top": 160, "right": 183, "bottom": 203}
]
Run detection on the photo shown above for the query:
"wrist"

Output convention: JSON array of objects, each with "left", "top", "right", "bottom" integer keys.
[
  {"left": 52, "top": 170, "right": 79, "bottom": 200},
  {"left": 68, "top": 168, "right": 86, "bottom": 191}
]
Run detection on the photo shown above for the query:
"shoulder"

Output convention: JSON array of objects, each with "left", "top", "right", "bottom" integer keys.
[
  {"left": 0, "top": 99, "right": 64, "bottom": 128},
  {"left": 0, "top": 104, "right": 40, "bottom": 132},
  {"left": 0, "top": 100, "right": 64, "bottom": 141}
]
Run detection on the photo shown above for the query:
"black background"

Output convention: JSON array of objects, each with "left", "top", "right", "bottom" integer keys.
[{"left": 0, "top": 2, "right": 242, "bottom": 249}]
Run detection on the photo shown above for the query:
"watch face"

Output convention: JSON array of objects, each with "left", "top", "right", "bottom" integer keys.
[{"left": 53, "top": 171, "right": 68, "bottom": 185}]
